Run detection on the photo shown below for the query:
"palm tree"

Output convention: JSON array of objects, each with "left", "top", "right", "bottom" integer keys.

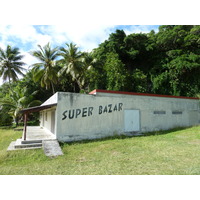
[
  {"left": 30, "top": 43, "right": 59, "bottom": 94},
  {"left": 58, "top": 43, "right": 85, "bottom": 92},
  {"left": 0, "top": 45, "right": 26, "bottom": 87},
  {"left": 82, "top": 51, "right": 98, "bottom": 70},
  {"left": 81, "top": 51, "right": 99, "bottom": 92},
  {"left": 0, "top": 87, "right": 41, "bottom": 126}
]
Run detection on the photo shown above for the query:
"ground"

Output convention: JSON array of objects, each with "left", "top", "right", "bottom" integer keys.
[{"left": 1, "top": 125, "right": 200, "bottom": 175}]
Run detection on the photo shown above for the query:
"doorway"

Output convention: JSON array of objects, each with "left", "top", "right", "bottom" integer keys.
[
  {"left": 51, "top": 110, "right": 55, "bottom": 134},
  {"left": 124, "top": 110, "right": 140, "bottom": 132}
]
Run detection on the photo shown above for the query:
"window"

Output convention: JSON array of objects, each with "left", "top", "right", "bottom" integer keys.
[
  {"left": 153, "top": 111, "right": 166, "bottom": 114},
  {"left": 172, "top": 111, "right": 182, "bottom": 115},
  {"left": 45, "top": 112, "right": 48, "bottom": 121}
]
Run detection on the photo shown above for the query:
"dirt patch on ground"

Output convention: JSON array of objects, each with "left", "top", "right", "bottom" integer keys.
[
  {"left": 76, "top": 157, "right": 87, "bottom": 162},
  {"left": 111, "top": 151, "right": 121, "bottom": 156},
  {"left": 176, "top": 135, "right": 189, "bottom": 139},
  {"left": 188, "top": 140, "right": 200, "bottom": 145}
]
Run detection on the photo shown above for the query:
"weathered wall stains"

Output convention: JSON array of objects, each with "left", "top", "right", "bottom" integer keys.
[
  {"left": 54, "top": 92, "right": 200, "bottom": 142},
  {"left": 69, "top": 93, "right": 74, "bottom": 106}
]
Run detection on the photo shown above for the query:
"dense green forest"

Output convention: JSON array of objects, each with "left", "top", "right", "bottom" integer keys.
[{"left": 0, "top": 25, "right": 200, "bottom": 126}]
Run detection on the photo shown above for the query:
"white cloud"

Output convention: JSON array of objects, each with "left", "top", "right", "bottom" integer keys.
[
  {"left": 0, "top": 25, "right": 159, "bottom": 85},
  {"left": 0, "top": 24, "right": 158, "bottom": 58},
  {"left": 21, "top": 51, "right": 38, "bottom": 68},
  {"left": 0, "top": 42, "right": 6, "bottom": 49},
  {"left": 123, "top": 25, "right": 159, "bottom": 35},
  {"left": 0, "top": 24, "right": 117, "bottom": 52},
  {"left": 0, "top": 24, "right": 116, "bottom": 85},
  {"left": 40, "top": 25, "right": 116, "bottom": 51},
  {"left": 0, "top": 25, "right": 53, "bottom": 49}
]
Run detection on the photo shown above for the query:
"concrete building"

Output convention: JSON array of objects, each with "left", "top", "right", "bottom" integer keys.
[{"left": 22, "top": 89, "right": 200, "bottom": 142}]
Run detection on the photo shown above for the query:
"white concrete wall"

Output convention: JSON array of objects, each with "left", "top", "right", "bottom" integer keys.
[
  {"left": 40, "top": 107, "right": 57, "bottom": 135},
  {"left": 44, "top": 110, "right": 51, "bottom": 133},
  {"left": 55, "top": 92, "right": 200, "bottom": 142}
]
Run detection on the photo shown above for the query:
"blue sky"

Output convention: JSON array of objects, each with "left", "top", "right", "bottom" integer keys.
[
  {"left": 0, "top": 25, "right": 159, "bottom": 85},
  {"left": 0, "top": 0, "right": 198, "bottom": 85}
]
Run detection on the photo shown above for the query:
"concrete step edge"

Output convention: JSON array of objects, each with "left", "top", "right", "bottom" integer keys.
[
  {"left": 15, "top": 143, "right": 42, "bottom": 149},
  {"left": 15, "top": 146, "right": 42, "bottom": 150},
  {"left": 21, "top": 140, "right": 42, "bottom": 144}
]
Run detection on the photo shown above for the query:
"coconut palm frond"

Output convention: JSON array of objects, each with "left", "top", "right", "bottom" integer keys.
[
  {"left": 28, "top": 100, "right": 42, "bottom": 107},
  {"left": 30, "top": 43, "right": 59, "bottom": 94},
  {"left": 0, "top": 45, "right": 26, "bottom": 85}
]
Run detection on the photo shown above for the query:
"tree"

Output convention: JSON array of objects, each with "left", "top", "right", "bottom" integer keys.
[
  {"left": 80, "top": 51, "right": 101, "bottom": 92},
  {"left": 0, "top": 45, "right": 26, "bottom": 88},
  {"left": 19, "top": 69, "right": 53, "bottom": 102},
  {"left": 0, "top": 85, "right": 41, "bottom": 126},
  {"left": 152, "top": 52, "right": 200, "bottom": 96},
  {"left": 30, "top": 43, "right": 60, "bottom": 94},
  {"left": 104, "top": 52, "right": 129, "bottom": 91},
  {"left": 93, "top": 30, "right": 126, "bottom": 64},
  {"left": 0, "top": 83, "right": 13, "bottom": 126},
  {"left": 151, "top": 25, "right": 200, "bottom": 96},
  {"left": 58, "top": 43, "right": 85, "bottom": 92}
]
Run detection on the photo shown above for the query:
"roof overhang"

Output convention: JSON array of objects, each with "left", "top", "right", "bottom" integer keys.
[
  {"left": 20, "top": 103, "right": 57, "bottom": 114},
  {"left": 89, "top": 89, "right": 199, "bottom": 100}
]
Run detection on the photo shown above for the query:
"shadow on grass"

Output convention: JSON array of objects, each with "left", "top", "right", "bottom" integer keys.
[
  {"left": 59, "top": 126, "right": 191, "bottom": 147},
  {"left": 0, "top": 126, "right": 13, "bottom": 130}
]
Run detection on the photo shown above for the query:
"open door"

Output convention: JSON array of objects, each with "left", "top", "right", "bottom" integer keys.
[{"left": 51, "top": 110, "right": 55, "bottom": 134}]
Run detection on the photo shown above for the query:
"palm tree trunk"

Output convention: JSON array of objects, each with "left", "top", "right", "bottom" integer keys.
[
  {"left": 75, "top": 77, "right": 83, "bottom": 92},
  {"left": 8, "top": 77, "right": 14, "bottom": 94},
  {"left": 51, "top": 81, "right": 55, "bottom": 94}
]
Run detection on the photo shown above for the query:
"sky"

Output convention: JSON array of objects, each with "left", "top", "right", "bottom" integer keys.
[
  {"left": 0, "top": 0, "right": 198, "bottom": 86},
  {"left": 0, "top": 25, "right": 160, "bottom": 85}
]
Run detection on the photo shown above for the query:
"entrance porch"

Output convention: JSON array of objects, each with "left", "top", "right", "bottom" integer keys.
[
  {"left": 8, "top": 126, "right": 63, "bottom": 157},
  {"left": 22, "top": 126, "right": 56, "bottom": 141},
  {"left": 7, "top": 126, "right": 56, "bottom": 151}
]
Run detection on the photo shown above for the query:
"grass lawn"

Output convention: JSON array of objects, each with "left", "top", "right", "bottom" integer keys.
[{"left": 1, "top": 125, "right": 200, "bottom": 175}]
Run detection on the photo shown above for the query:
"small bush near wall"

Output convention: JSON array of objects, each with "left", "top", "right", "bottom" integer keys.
[
  {"left": 27, "top": 120, "right": 40, "bottom": 126},
  {"left": 18, "top": 120, "right": 40, "bottom": 127},
  {"left": 0, "top": 113, "right": 13, "bottom": 127}
]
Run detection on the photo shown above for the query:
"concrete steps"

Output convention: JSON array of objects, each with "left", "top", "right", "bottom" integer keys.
[
  {"left": 7, "top": 139, "right": 64, "bottom": 157},
  {"left": 14, "top": 139, "right": 43, "bottom": 149},
  {"left": 7, "top": 139, "right": 63, "bottom": 157},
  {"left": 21, "top": 140, "right": 42, "bottom": 144},
  {"left": 15, "top": 143, "right": 42, "bottom": 149}
]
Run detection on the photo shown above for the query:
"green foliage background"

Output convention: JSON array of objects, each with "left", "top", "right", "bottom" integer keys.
[{"left": 0, "top": 25, "right": 200, "bottom": 126}]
